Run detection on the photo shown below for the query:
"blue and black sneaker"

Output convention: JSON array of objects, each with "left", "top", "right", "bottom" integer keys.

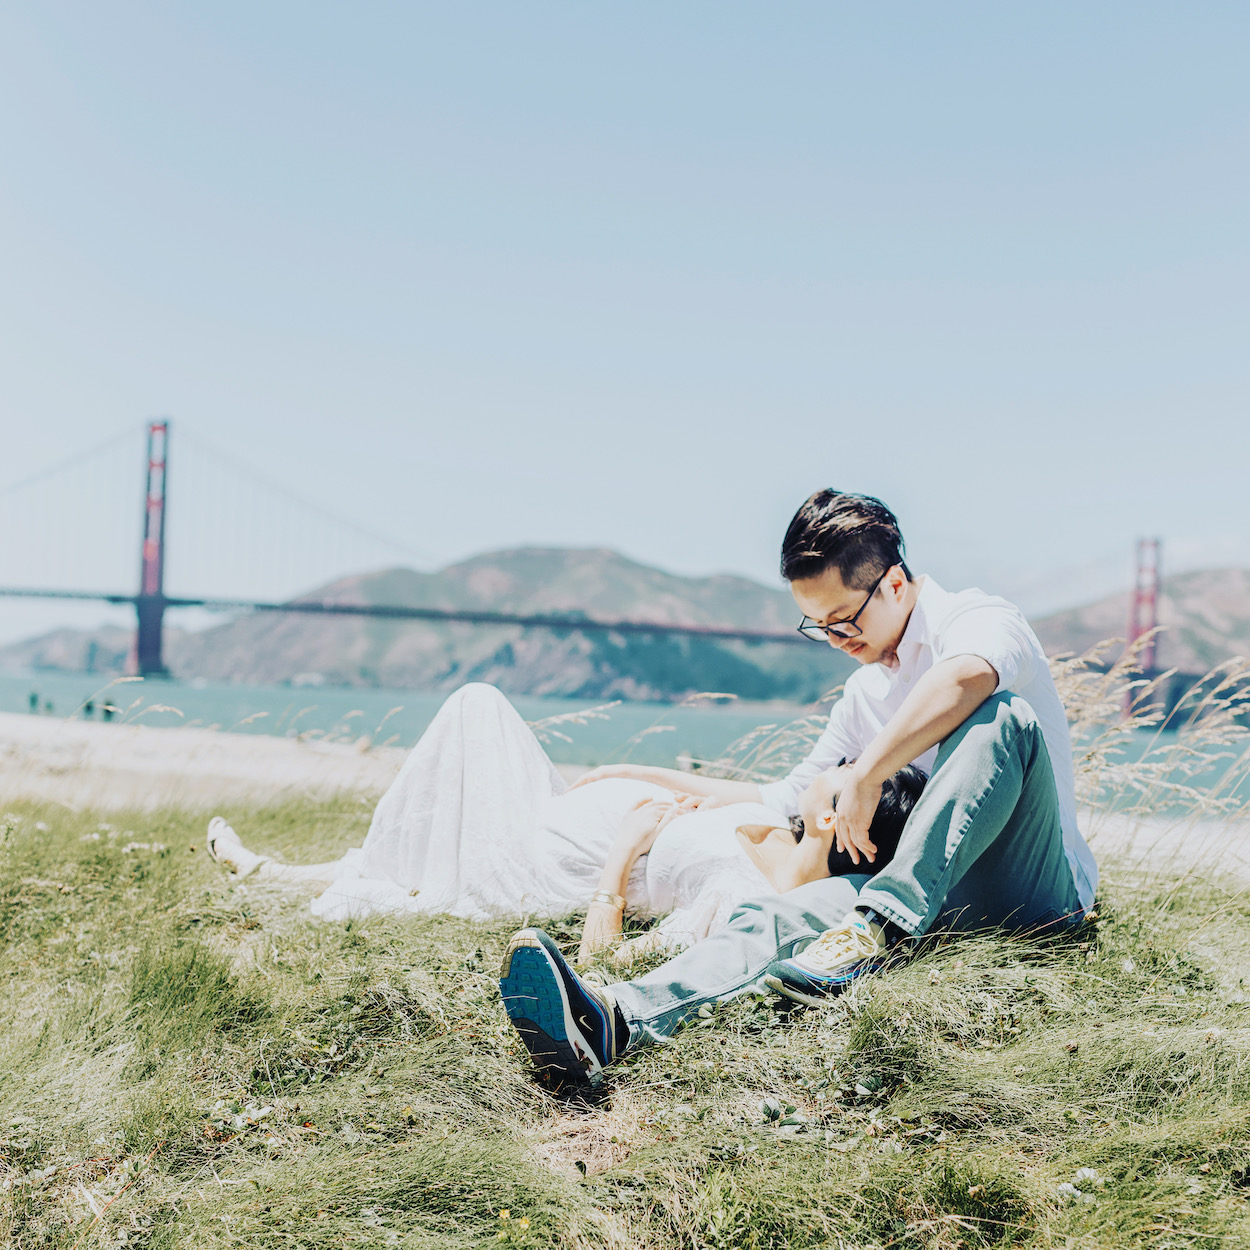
[{"left": 499, "top": 928, "right": 627, "bottom": 1089}]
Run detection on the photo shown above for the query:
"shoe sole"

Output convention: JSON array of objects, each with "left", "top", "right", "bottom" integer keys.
[
  {"left": 763, "top": 956, "right": 891, "bottom": 1006},
  {"left": 763, "top": 971, "right": 862, "bottom": 1007},
  {"left": 500, "top": 931, "right": 604, "bottom": 1088}
]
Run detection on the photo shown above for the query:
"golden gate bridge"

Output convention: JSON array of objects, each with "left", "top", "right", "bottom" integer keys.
[{"left": 0, "top": 421, "right": 816, "bottom": 677}]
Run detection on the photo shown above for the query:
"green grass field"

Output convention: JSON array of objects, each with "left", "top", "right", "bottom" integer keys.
[{"left": 2, "top": 791, "right": 1248, "bottom": 1249}]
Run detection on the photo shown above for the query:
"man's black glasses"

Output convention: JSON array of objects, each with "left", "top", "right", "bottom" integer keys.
[{"left": 797, "top": 567, "right": 889, "bottom": 642}]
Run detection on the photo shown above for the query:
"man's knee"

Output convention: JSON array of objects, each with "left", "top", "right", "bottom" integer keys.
[
  {"left": 970, "top": 690, "right": 1036, "bottom": 728},
  {"left": 930, "top": 691, "right": 1045, "bottom": 784},
  {"left": 952, "top": 691, "right": 1041, "bottom": 747}
]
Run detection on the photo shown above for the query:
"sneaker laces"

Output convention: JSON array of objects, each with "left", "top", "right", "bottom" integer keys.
[{"left": 794, "top": 914, "right": 886, "bottom": 972}]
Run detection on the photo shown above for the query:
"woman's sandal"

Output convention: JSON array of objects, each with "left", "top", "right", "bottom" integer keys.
[{"left": 206, "top": 817, "right": 271, "bottom": 878}]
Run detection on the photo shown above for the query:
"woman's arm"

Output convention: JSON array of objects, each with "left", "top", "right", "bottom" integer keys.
[
  {"left": 576, "top": 797, "right": 690, "bottom": 964},
  {"left": 570, "top": 763, "right": 762, "bottom": 805}
]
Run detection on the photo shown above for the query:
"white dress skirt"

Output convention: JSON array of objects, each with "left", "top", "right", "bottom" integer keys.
[{"left": 309, "top": 683, "right": 777, "bottom": 950}]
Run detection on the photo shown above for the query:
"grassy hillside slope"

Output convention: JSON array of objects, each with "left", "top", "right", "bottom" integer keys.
[{"left": 9, "top": 557, "right": 1250, "bottom": 698}]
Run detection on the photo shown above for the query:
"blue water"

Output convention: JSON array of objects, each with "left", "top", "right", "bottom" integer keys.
[
  {"left": 0, "top": 671, "right": 814, "bottom": 767},
  {"left": 5, "top": 672, "right": 1246, "bottom": 808}
]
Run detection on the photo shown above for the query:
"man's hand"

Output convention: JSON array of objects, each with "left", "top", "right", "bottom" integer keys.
[{"left": 830, "top": 769, "right": 881, "bottom": 866}]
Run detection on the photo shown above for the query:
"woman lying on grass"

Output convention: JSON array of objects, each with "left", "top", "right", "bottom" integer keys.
[{"left": 208, "top": 683, "right": 925, "bottom": 964}]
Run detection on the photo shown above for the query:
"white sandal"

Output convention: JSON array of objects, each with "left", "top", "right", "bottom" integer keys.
[{"left": 206, "top": 816, "right": 271, "bottom": 878}]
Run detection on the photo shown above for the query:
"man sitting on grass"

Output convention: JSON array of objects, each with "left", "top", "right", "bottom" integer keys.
[{"left": 499, "top": 489, "right": 1097, "bottom": 1087}]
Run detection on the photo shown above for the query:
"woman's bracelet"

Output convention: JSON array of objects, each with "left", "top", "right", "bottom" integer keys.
[{"left": 589, "top": 889, "right": 626, "bottom": 911}]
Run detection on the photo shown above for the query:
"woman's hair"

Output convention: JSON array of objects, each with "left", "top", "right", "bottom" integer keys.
[
  {"left": 790, "top": 763, "right": 928, "bottom": 876},
  {"left": 779, "top": 489, "right": 912, "bottom": 588}
]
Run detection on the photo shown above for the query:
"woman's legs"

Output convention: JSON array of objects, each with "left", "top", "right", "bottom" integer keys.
[
  {"left": 355, "top": 682, "right": 564, "bottom": 909},
  {"left": 211, "top": 683, "right": 563, "bottom": 912},
  {"left": 206, "top": 818, "right": 340, "bottom": 891}
]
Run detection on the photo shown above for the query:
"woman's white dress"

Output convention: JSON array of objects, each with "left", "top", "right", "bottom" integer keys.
[{"left": 309, "top": 683, "right": 777, "bottom": 949}]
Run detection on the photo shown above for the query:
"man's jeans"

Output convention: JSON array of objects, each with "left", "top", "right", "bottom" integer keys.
[{"left": 610, "top": 693, "right": 1084, "bottom": 1049}]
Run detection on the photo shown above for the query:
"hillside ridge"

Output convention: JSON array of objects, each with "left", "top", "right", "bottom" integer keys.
[
  {"left": 5, "top": 551, "right": 1248, "bottom": 698},
  {"left": 0, "top": 547, "right": 848, "bottom": 702},
  {"left": 1031, "top": 566, "right": 1250, "bottom": 673}
]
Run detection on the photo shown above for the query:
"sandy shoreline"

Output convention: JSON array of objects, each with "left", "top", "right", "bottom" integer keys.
[
  {"left": 0, "top": 711, "right": 408, "bottom": 810},
  {"left": 1, "top": 710, "right": 1245, "bottom": 885},
  {"left": 0, "top": 711, "right": 592, "bottom": 811},
  {"left": 1081, "top": 806, "right": 1250, "bottom": 888}
]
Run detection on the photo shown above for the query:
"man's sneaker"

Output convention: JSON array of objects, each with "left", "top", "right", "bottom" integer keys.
[
  {"left": 764, "top": 909, "right": 904, "bottom": 1005},
  {"left": 499, "top": 928, "right": 625, "bottom": 1089}
]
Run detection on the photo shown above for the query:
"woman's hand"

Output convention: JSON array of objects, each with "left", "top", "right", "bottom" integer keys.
[
  {"left": 577, "top": 902, "right": 624, "bottom": 965},
  {"left": 618, "top": 795, "right": 700, "bottom": 854},
  {"left": 610, "top": 928, "right": 669, "bottom": 967}
]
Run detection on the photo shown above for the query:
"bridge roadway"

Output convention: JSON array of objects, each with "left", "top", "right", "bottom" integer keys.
[{"left": 0, "top": 586, "right": 809, "bottom": 646}]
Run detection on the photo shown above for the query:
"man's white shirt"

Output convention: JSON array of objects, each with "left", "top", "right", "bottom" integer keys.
[{"left": 758, "top": 575, "right": 1098, "bottom": 913}]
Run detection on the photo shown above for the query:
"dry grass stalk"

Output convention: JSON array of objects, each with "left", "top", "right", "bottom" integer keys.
[
  {"left": 526, "top": 701, "right": 623, "bottom": 746},
  {"left": 1052, "top": 631, "right": 1250, "bottom": 821}
]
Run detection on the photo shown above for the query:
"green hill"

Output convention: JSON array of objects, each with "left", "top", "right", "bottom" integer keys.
[
  {"left": 9, "top": 554, "right": 1249, "bottom": 698},
  {"left": 1, "top": 548, "right": 852, "bottom": 702},
  {"left": 1031, "top": 567, "right": 1250, "bottom": 672}
]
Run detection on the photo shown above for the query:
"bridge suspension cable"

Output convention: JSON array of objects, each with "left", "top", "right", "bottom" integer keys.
[
  {"left": 177, "top": 427, "right": 435, "bottom": 573},
  {"left": 0, "top": 424, "right": 144, "bottom": 500},
  {"left": 0, "top": 418, "right": 808, "bottom": 676}
]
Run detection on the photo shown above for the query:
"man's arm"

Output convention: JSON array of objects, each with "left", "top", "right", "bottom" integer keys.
[{"left": 803, "top": 655, "right": 998, "bottom": 865}]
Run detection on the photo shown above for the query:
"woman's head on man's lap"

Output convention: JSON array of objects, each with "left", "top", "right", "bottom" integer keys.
[{"left": 790, "top": 763, "right": 927, "bottom": 875}]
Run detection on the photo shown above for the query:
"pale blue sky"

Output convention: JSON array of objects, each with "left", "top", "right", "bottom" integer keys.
[{"left": 1, "top": 3, "right": 1247, "bottom": 643}]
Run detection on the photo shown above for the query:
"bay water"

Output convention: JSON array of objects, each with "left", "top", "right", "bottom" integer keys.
[
  {"left": 0, "top": 671, "right": 813, "bottom": 767},
  {"left": 4, "top": 671, "right": 1245, "bottom": 807}
]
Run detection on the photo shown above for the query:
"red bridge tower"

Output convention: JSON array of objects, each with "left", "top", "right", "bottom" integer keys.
[
  {"left": 134, "top": 420, "right": 170, "bottom": 677},
  {"left": 1127, "top": 537, "right": 1161, "bottom": 674}
]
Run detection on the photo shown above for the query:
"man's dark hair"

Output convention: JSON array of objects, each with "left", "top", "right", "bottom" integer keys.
[
  {"left": 790, "top": 764, "right": 928, "bottom": 876},
  {"left": 779, "top": 489, "right": 912, "bottom": 589}
]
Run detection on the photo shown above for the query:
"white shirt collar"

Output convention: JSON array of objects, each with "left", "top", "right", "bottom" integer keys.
[{"left": 893, "top": 574, "right": 943, "bottom": 661}]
